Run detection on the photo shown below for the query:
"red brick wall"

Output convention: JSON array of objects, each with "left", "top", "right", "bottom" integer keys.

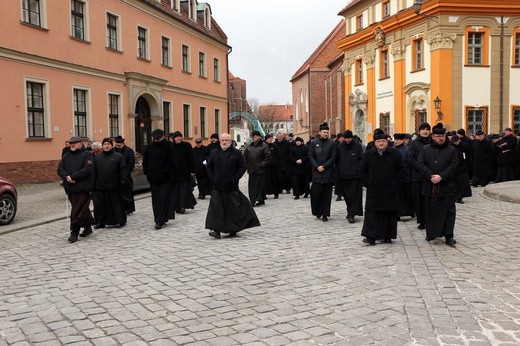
[{"left": 0, "top": 160, "right": 61, "bottom": 184}]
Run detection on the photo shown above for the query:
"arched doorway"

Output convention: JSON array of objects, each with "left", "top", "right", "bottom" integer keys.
[{"left": 135, "top": 96, "right": 152, "bottom": 154}]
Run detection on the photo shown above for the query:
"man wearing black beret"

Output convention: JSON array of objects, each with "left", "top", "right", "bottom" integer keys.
[{"left": 243, "top": 130, "right": 271, "bottom": 207}]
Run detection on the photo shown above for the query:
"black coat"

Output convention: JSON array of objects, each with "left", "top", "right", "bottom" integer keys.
[
  {"left": 193, "top": 145, "right": 210, "bottom": 177},
  {"left": 290, "top": 144, "right": 309, "bottom": 175},
  {"left": 143, "top": 139, "right": 174, "bottom": 185},
  {"left": 394, "top": 144, "right": 413, "bottom": 182},
  {"left": 473, "top": 138, "right": 494, "bottom": 177},
  {"left": 243, "top": 140, "right": 271, "bottom": 174},
  {"left": 418, "top": 140, "right": 458, "bottom": 197},
  {"left": 57, "top": 148, "right": 94, "bottom": 195},
  {"left": 497, "top": 134, "right": 517, "bottom": 165},
  {"left": 451, "top": 141, "right": 471, "bottom": 174},
  {"left": 207, "top": 146, "right": 247, "bottom": 191},
  {"left": 94, "top": 150, "right": 126, "bottom": 191},
  {"left": 409, "top": 135, "right": 432, "bottom": 182},
  {"left": 172, "top": 141, "right": 196, "bottom": 182},
  {"left": 267, "top": 143, "right": 279, "bottom": 168},
  {"left": 308, "top": 138, "right": 337, "bottom": 184},
  {"left": 360, "top": 147, "right": 403, "bottom": 211},
  {"left": 274, "top": 139, "right": 292, "bottom": 172},
  {"left": 335, "top": 140, "right": 363, "bottom": 180},
  {"left": 114, "top": 145, "right": 135, "bottom": 180}
]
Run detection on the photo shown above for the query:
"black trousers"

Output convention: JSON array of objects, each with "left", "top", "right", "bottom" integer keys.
[
  {"left": 472, "top": 175, "right": 490, "bottom": 187},
  {"left": 68, "top": 193, "right": 93, "bottom": 235},
  {"left": 248, "top": 173, "right": 266, "bottom": 203},
  {"left": 339, "top": 178, "right": 363, "bottom": 218},
  {"left": 310, "top": 183, "right": 333, "bottom": 218},
  {"left": 425, "top": 195, "right": 456, "bottom": 240},
  {"left": 412, "top": 181, "right": 426, "bottom": 225},
  {"left": 150, "top": 182, "right": 174, "bottom": 224},
  {"left": 122, "top": 176, "right": 135, "bottom": 213},
  {"left": 292, "top": 173, "right": 309, "bottom": 196}
]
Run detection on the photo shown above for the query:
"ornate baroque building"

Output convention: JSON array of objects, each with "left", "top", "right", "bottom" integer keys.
[
  {"left": 0, "top": 0, "right": 229, "bottom": 183},
  {"left": 337, "top": 0, "right": 520, "bottom": 143}
]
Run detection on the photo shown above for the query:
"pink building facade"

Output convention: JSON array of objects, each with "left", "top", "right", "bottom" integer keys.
[{"left": 0, "top": 0, "right": 229, "bottom": 183}]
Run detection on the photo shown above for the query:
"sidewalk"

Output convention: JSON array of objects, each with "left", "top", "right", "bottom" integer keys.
[{"left": 1, "top": 179, "right": 518, "bottom": 236}]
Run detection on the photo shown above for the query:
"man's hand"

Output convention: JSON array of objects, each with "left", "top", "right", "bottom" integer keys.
[
  {"left": 296, "top": 159, "right": 302, "bottom": 165},
  {"left": 317, "top": 165, "right": 325, "bottom": 173},
  {"left": 430, "top": 174, "right": 442, "bottom": 184}
]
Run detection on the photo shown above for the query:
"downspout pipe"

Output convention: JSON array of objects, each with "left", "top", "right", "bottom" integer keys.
[
  {"left": 226, "top": 46, "right": 232, "bottom": 133},
  {"left": 499, "top": 16, "right": 504, "bottom": 132}
]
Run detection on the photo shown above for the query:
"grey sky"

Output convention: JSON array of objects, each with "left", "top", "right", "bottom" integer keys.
[{"left": 209, "top": 0, "right": 347, "bottom": 105}]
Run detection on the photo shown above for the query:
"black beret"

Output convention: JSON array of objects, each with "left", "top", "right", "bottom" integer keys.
[
  {"left": 344, "top": 130, "right": 353, "bottom": 138},
  {"left": 419, "top": 122, "right": 431, "bottom": 131},
  {"left": 374, "top": 133, "right": 387, "bottom": 141},
  {"left": 319, "top": 122, "right": 329, "bottom": 131},
  {"left": 151, "top": 129, "right": 165, "bottom": 138},
  {"left": 102, "top": 137, "right": 113, "bottom": 145},
  {"left": 475, "top": 130, "right": 484, "bottom": 136},
  {"left": 432, "top": 123, "right": 446, "bottom": 135},
  {"left": 210, "top": 133, "right": 219, "bottom": 139},
  {"left": 115, "top": 135, "right": 125, "bottom": 143},
  {"left": 251, "top": 130, "right": 261, "bottom": 137},
  {"left": 394, "top": 133, "right": 406, "bottom": 140}
]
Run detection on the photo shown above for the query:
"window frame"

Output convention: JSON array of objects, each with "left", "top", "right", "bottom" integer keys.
[
  {"left": 379, "top": 48, "right": 389, "bottom": 79},
  {"left": 414, "top": 109, "right": 427, "bottom": 133},
  {"left": 412, "top": 36, "right": 424, "bottom": 72},
  {"left": 163, "top": 101, "right": 171, "bottom": 133},
  {"left": 182, "top": 44, "right": 190, "bottom": 73},
  {"left": 382, "top": 0, "right": 390, "bottom": 18},
  {"left": 200, "top": 107, "right": 207, "bottom": 138},
  {"left": 512, "top": 106, "right": 520, "bottom": 133},
  {"left": 137, "top": 26, "right": 149, "bottom": 60},
  {"left": 22, "top": 0, "right": 44, "bottom": 27},
  {"left": 198, "top": 51, "right": 206, "bottom": 78},
  {"left": 356, "top": 14, "right": 363, "bottom": 32},
  {"left": 513, "top": 29, "right": 520, "bottom": 67},
  {"left": 25, "top": 80, "right": 47, "bottom": 138},
  {"left": 73, "top": 88, "right": 89, "bottom": 139},
  {"left": 465, "top": 106, "right": 488, "bottom": 135},
  {"left": 189, "top": 0, "right": 196, "bottom": 21},
  {"left": 213, "top": 58, "right": 220, "bottom": 82},
  {"left": 108, "top": 93, "right": 121, "bottom": 138},
  {"left": 183, "top": 104, "right": 191, "bottom": 138},
  {"left": 465, "top": 26, "right": 490, "bottom": 66},
  {"left": 171, "top": 0, "right": 180, "bottom": 11},
  {"left": 70, "top": 0, "right": 86, "bottom": 41},
  {"left": 161, "top": 36, "right": 171, "bottom": 67},
  {"left": 379, "top": 112, "right": 390, "bottom": 135},
  {"left": 355, "top": 58, "right": 363, "bottom": 85},
  {"left": 214, "top": 109, "right": 220, "bottom": 134},
  {"left": 106, "top": 12, "right": 119, "bottom": 51}
]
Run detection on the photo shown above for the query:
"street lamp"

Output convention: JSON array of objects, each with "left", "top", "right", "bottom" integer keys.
[
  {"left": 413, "top": 0, "right": 438, "bottom": 22},
  {"left": 434, "top": 95, "right": 443, "bottom": 119},
  {"left": 298, "top": 118, "right": 309, "bottom": 128}
]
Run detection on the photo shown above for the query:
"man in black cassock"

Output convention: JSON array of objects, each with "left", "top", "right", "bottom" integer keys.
[
  {"left": 193, "top": 137, "right": 211, "bottom": 199},
  {"left": 450, "top": 135, "right": 472, "bottom": 204},
  {"left": 264, "top": 134, "right": 280, "bottom": 199},
  {"left": 143, "top": 129, "right": 175, "bottom": 230},
  {"left": 472, "top": 130, "right": 493, "bottom": 187},
  {"left": 290, "top": 137, "right": 310, "bottom": 199},
  {"left": 409, "top": 122, "right": 431, "bottom": 230},
  {"left": 393, "top": 133, "right": 415, "bottom": 219},
  {"left": 275, "top": 133, "right": 292, "bottom": 194},
  {"left": 495, "top": 127, "right": 517, "bottom": 182},
  {"left": 335, "top": 130, "right": 364, "bottom": 223},
  {"left": 114, "top": 135, "right": 136, "bottom": 214},
  {"left": 308, "top": 123, "right": 337, "bottom": 222},
  {"left": 169, "top": 131, "right": 197, "bottom": 213},
  {"left": 418, "top": 123, "right": 458, "bottom": 246},
  {"left": 205, "top": 133, "right": 260, "bottom": 239},
  {"left": 243, "top": 130, "right": 271, "bottom": 206},
  {"left": 58, "top": 136, "right": 95, "bottom": 243},
  {"left": 93, "top": 138, "right": 127, "bottom": 229},
  {"left": 360, "top": 132, "right": 403, "bottom": 245}
]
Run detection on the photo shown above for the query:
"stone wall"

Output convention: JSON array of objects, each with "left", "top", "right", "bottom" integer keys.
[{"left": 0, "top": 160, "right": 61, "bottom": 184}]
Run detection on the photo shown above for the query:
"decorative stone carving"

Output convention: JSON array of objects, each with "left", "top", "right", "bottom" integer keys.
[
  {"left": 363, "top": 53, "right": 375, "bottom": 68},
  {"left": 391, "top": 45, "right": 406, "bottom": 61},
  {"left": 349, "top": 89, "right": 368, "bottom": 106},
  {"left": 374, "top": 27, "right": 385, "bottom": 48},
  {"left": 426, "top": 33, "right": 457, "bottom": 50}
]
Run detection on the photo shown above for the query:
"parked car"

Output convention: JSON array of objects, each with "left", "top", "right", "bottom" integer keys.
[{"left": 0, "top": 176, "right": 17, "bottom": 225}]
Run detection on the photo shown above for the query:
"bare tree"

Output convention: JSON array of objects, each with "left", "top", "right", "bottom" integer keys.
[{"left": 257, "top": 103, "right": 283, "bottom": 135}]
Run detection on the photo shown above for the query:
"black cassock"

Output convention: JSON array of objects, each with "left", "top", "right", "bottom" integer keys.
[{"left": 205, "top": 146, "right": 260, "bottom": 234}]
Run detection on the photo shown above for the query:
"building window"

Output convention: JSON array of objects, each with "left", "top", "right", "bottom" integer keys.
[
  {"left": 513, "top": 107, "right": 520, "bottom": 133},
  {"left": 466, "top": 106, "right": 488, "bottom": 135},
  {"left": 199, "top": 52, "right": 206, "bottom": 77},
  {"left": 73, "top": 89, "right": 88, "bottom": 138},
  {"left": 414, "top": 109, "right": 427, "bottom": 132},
  {"left": 215, "top": 109, "right": 220, "bottom": 134},
  {"left": 22, "top": 0, "right": 41, "bottom": 26},
  {"left": 26, "top": 82, "right": 45, "bottom": 138},
  {"left": 379, "top": 112, "right": 390, "bottom": 135},
  {"left": 162, "top": 36, "right": 170, "bottom": 66},
  {"left": 214, "top": 58, "right": 220, "bottom": 82},
  {"left": 465, "top": 27, "right": 489, "bottom": 66},
  {"left": 182, "top": 44, "right": 190, "bottom": 72},
  {"left": 380, "top": 49, "right": 389, "bottom": 79},
  {"left": 355, "top": 59, "right": 363, "bottom": 85},
  {"left": 108, "top": 94, "right": 119, "bottom": 138},
  {"left": 514, "top": 32, "right": 520, "bottom": 66},
  {"left": 106, "top": 13, "right": 118, "bottom": 50},
  {"left": 412, "top": 37, "right": 423, "bottom": 71},
  {"left": 189, "top": 0, "right": 196, "bottom": 20},
  {"left": 172, "top": 0, "right": 179, "bottom": 11},
  {"left": 163, "top": 101, "right": 171, "bottom": 133},
  {"left": 204, "top": 8, "right": 211, "bottom": 29},
  {"left": 138, "top": 26, "right": 147, "bottom": 59},
  {"left": 183, "top": 104, "right": 191, "bottom": 137},
  {"left": 382, "top": 0, "right": 390, "bottom": 18},
  {"left": 356, "top": 14, "right": 363, "bottom": 31},
  {"left": 71, "top": 0, "right": 85, "bottom": 40},
  {"left": 200, "top": 107, "right": 207, "bottom": 138}
]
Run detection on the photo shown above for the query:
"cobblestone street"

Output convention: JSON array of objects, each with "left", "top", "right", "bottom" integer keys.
[{"left": 1, "top": 181, "right": 520, "bottom": 345}]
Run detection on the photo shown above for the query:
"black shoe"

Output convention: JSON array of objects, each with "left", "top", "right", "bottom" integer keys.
[
  {"left": 322, "top": 216, "right": 328, "bottom": 222},
  {"left": 80, "top": 228, "right": 93, "bottom": 237},
  {"left": 303, "top": 194, "right": 309, "bottom": 198},
  {"left": 274, "top": 194, "right": 279, "bottom": 199},
  {"left": 316, "top": 215, "right": 322, "bottom": 219},
  {"left": 456, "top": 199, "right": 464, "bottom": 204},
  {"left": 417, "top": 224, "right": 425, "bottom": 230},
  {"left": 177, "top": 208, "right": 186, "bottom": 214},
  {"left": 126, "top": 210, "right": 134, "bottom": 215},
  {"left": 209, "top": 230, "right": 221, "bottom": 239},
  {"left": 154, "top": 223, "right": 162, "bottom": 230},
  {"left": 347, "top": 217, "right": 355, "bottom": 224},
  {"left": 198, "top": 195, "right": 205, "bottom": 200},
  {"left": 257, "top": 201, "right": 265, "bottom": 206},
  {"left": 93, "top": 224, "right": 105, "bottom": 229},
  {"left": 336, "top": 196, "right": 342, "bottom": 201},
  {"left": 286, "top": 190, "right": 291, "bottom": 194},
  {"left": 446, "top": 238, "right": 457, "bottom": 246},
  {"left": 363, "top": 237, "right": 376, "bottom": 245},
  {"left": 229, "top": 232, "right": 237, "bottom": 237},
  {"left": 294, "top": 196, "right": 299, "bottom": 200},
  {"left": 68, "top": 234, "right": 79, "bottom": 243},
  {"left": 425, "top": 236, "right": 434, "bottom": 242}
]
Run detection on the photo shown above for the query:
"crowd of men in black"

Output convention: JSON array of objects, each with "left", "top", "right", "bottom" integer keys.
[{"left": 57, "top": 122, "right": 519, "bottom": 245}]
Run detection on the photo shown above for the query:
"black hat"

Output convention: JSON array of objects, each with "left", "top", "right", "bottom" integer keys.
[
  {"left": 195, "top": 137, "right": 203, "bottom": 143},
  {"left": 319, "top": 122, "right": 329, "bottom": 131},
  {"left": 374, "top": 133, "right": 386, "bottom": 141},
  {"left": 505, "top": 127, "right": 513, "bottom": 132},
  {"left": 449, "top": 130, "right": 457, "bottom": 137},
  {"left": 394, "top": 133, "right": 406, "bottom": 140},
  {"left": 432, "top": 123, "right": 446, "bottom": 135},
  {"left": 251, "top": 130, "right": 261, "bottom": 137},
  {"left": 264, "top": 134, "right": 273, "bottom": 140},
  {"left": 344, "top": 130, "right": 353, "bottom": 138},
  {"left": 295, "top": 137, "right": 304, "bottom": 143},
  {"left": 210, "top": 133, "right": 219, "bottom": 139},
  {"left": 170, "top": 131, "right": 182, "bottom": 138},
  {"left": 151, "top": 129, "right": 165, "bottom": 138},
  {"left": 475, "top": 130, "right": 484, "bottom": 136},
  {"left": 457, "top": 128, "right": 466, "bottom": 136},
  {"left": 69, "top": 136, "right": 82, "bottom": 144},
  {"left": 102, "top": 137, "right": 113, "bottom": 145},
  {"left": 373, "top": 128, "right": 384, "bottom": 136},
  {"left": 336, "top": 132, "right": 345, "bottom": 139},
  {"left": 115, "top": 135, "right": 125, "bottom": 143},
  {"left": 450, "top": 135, "right": 460, "bottom": 143},
  {"left": 419, "top": 122, "right": 431, "bottom": 131}
]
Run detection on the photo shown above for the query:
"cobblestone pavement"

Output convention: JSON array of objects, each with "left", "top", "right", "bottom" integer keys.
[{"left": 1, "top": 180, "right": 520, "bottom": 345}]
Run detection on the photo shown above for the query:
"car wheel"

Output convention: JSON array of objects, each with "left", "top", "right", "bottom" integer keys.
[{"left": 0, "top": 194, "right": 17, "bottom": 225}]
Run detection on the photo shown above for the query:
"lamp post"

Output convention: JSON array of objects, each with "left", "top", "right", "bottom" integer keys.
[{"left": 413, "top": 0, "right": 438, "bottom": 22}]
